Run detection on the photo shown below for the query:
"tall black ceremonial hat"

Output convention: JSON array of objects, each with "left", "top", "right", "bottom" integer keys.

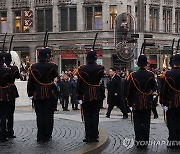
[
  {"left": 0, "top": 52, "right": 4, "bottom": 62},
  {"left": 86, "top": 50, "right": 97, "bottom": 62},
  {"left": 4, "top": 53, "right": 12, "bottom": 63},
  {"left": 38, "top": 48, "right": 47, "bottom": 61},
  {"left": 137, "top": 55, "right": 148, "bottom": 67},
  {"left": 173, "top": 54, "right": 180, "bottom": 66},
  {"left": 169, "top": 55, "right": 175, "bottom": 67}
]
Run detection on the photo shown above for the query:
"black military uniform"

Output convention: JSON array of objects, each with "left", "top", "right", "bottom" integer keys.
[
  {"left": 160, "top": 54, "right": 180, "bottom": 148},
  {"left": 27, "top": 49, "right": 58, "bottom": 142},
  {"left": 126, "top": 55, "right": 156, "bottom": 148},
  {"left": 4, "top": 53, "right": 20, "bottom": 138},
  {"left": 77, "top": 51, "right": 104, "bottom": 143},
  {"left": 0, "top": 53, "right": 12, "bottom": 142}
]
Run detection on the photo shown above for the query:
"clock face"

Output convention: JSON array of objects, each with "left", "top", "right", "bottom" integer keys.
[{"left": 116, "top": 41, "right": 136, "bottom": 62}]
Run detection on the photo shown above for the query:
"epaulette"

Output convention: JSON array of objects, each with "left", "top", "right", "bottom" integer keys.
[
  {"left": 126, "top": 72, "right": 134, "bottom": 81},
  {"left": 28, "top": 64, "right": 32, "bottom": 72},
  {"left": 160, "top": 71, "right": 167, "bottom": 79}
]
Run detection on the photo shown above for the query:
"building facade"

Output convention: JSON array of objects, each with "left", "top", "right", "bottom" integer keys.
[{"left": 0, "top": 0, "right": 180, "bottom": 72}]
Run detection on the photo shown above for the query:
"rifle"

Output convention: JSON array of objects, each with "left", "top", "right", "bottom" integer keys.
[
  {"left": 92, "top": 33, "right": 98, "bottom": 51},
  {"left": 2, "top": 33, "right": 7, "bottom": 53}
]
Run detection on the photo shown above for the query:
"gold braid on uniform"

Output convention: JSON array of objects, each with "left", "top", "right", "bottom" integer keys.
[
  {"left": 164, "top": 76, "right": 180, "bottom": 93},
  {"left": 130, "top": 73, "right": 153, "bottom": 110},
  {"left": 77, "top": 68, "right": 100, "bottom": 101}
]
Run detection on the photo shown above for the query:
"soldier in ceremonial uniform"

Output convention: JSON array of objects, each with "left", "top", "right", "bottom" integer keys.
[
  {"left": 126, "top": 55, "right": 156, "bottom": 148},
  {"left": 0, "top": 53, "right": 11, "bottom": 142},
  {"left": 27, "top": 48, "right": 58, "bottom": 142},
  {"left": 77, "top": 51, "right": 104, "bottom": 143},
  {"left": 4, "top": 53, "right": 20, "bottom": 138},
  {"left": 160, "top": 54, "right": 180, "bottom": 148}
]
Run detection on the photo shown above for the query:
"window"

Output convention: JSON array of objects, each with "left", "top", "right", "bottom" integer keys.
[
  {"left": 0, "top": 12, "right": 7, "bottom": 33},
  {"left": 85, "top": 6, "right": 102, "bottom": 30},
  {"left": 163, "top": 9, "right": 172, "bottom": 32},
  {"left": 149, "top": 8, "right": 159, "bottom": 31},
  {"left": 37, "top": 9, "right": 52, "bottom": 32},
  {"left": 60, "top": 7, "right": 77, "bottom": 31},
  {"left": 175, "top": 10, "right": 180, "bottom": 33},
  {"left": 14, "top": 11, "right": 30, "bottom": 33},
  {"left": 110, "top": 5, "right": 117, "bottom": 29}
]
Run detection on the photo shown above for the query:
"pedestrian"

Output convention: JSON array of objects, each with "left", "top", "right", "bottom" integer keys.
[
  {"left": 70, "top": 75, "right": 79, "bottom": 110},
  {"left": 0, "top": 53, "right": 11, "bottom": 142},
  {"left": 27, "top": 48, "right": 58, "bottom": 142},
  {"left": 126, "top": 55, "right": 156, "bottom": 148},
  {"left": 60, "top": 74, "right": 71, "bottom": 111},
  {"left": 77, "top": 50, "right": 104, "bottom": 143},
  {"left": 4, "top": 53, "right": 20, "bottom": 138},
  {"left": 100, "top": 80, "right": 106, "bottom": 109},
  {"left": 160, "top": 54, "right": 180, "bottom": 148},
  {"left": 106, "top": 68, "right": 128, "bottom": 119},
  {"left": 54, "top": 77, "right": 60, "bottom": 111}
]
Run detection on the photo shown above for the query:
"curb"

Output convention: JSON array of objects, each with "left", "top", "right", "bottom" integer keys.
[{"left": 73, "top": 128, "right": 109, "bottom": 154}]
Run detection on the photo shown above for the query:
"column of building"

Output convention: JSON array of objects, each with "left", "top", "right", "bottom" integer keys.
[
  {"left": 145, "top": 0, "right": 150, "bottom": 32},
  {"left": 159, "top": 0, "right": 163, "bottom": 32},
  {"left": 29, "top": 1, "right": 36, "bottom": 33},
  {"left": 52, "top": 0, "right": 59, "bottom": 33},
  {"left": 102, "top": 1, "right": 110, "bottom": 31},
  {"left": 6, "top": 0, "right": 13, "bottom": 33},
  {"left": 77, "top": 0, "right": 84, "bottom": 31},
  {"left": 172, "top": 0, "right": 176, "bottom": 33}
]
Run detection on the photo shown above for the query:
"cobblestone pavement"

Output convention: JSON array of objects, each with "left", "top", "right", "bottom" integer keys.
[
  {"left": 0, "top": 110, "right": 86, "bottom": 154},
  {"left": 1, "top": 105, "right": 180, "bottom": 154}
]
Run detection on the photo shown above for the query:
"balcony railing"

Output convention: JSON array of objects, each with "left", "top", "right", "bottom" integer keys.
[
  {"left": 12, "top": 0, "right": 30, "bottom": 8},
  {"left": 163, "top": 0, "right": 173, "bottom": 6},
  {"left": 35, "top": 0, "right": 52, "bottom": 6},
  {"left": 83, "top": 0, "right": 102, "bottom": 4},
  {"left": 150, "top": 0, "right": 160, "bottom": 4},
  {"left": 58, "top": 0, "right": 76, "bottom": 6}
]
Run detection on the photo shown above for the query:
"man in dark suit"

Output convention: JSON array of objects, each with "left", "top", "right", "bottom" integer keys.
[
  {"left": 160, "top": 54, "right": 180, "bottom": 148},
  {"left": 27, "top": 48, "right": 58, "bottom": 142},
  {"left": 70, "top": 75, "right": 79, "bottom": 110},
  {"left": 106, "top": 68, "right": 128, "bottom": 119},
  {"left": 0, "top": 53, "right": 12, "bottom": 142},
  {"left": 4, "top": 53, "right": 20, "bottom": 138},
  {"left": 77, "top": 51, "right": 104, "bottom": 143},
  {"left": 60, "top": 74, "right": 71, "bottom": 111},
  {"left": 126, "top": 55, "right": 156, "bottom": 148}
]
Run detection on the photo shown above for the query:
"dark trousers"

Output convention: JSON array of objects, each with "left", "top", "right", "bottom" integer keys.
[
  {"left": 34, "top": 100, "right": 55, "bottom": 140},
  {"left": 152, "top": 96, "right": 158, "bottom": 118},
  {"left": 133, "top": 110, "right": 151, "bottom": 145},
  {"left": 71, "top": 96, "right": 78, "bottom": 109},
  {"left": 6, "top": 99, "right": 15, "bottom": 136},
  {"left": 82, "top": 100, "right": 101, "bottom": 140},
  {"left": 0, "top": 101, "right": 9, "bottom": 139},
  {"left": 62, "top": 96, "right": 69, "bottom": 110},
  {"left": 167, "top": 108, "right": 180, "bottom": 145},
  {"left": 106, "top": 95, "right": 128, "bottom": 117}
]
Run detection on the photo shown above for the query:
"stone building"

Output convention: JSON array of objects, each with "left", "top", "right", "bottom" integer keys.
[{"left": 0, "top": 0, "right": 180, "bottom": 72}]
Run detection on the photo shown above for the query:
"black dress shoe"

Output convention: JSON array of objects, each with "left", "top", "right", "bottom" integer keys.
[
  {"left": 0, "top": 138, "right": 8, "bottom": 142},
  {"left": 122, "top": 116, "right": 128, "bottom": 119},
  {"left": 106, "top": 115, "right": 110, "bottom": 118},
  {"left": 83, "top": 138, "right": 91, "bottom": 143},
  {"left": 8, "top": 135, "right": 16, "bottom": 139}
]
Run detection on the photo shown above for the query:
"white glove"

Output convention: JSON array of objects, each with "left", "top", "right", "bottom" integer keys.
[
  {"left": 78, "top": 100, "right": 83, "bottom": 105},
  {"left": 114, "top": 93, "right": 118, "bottom": 96},
  {"left": 129, "top": 107, "right": 133, "bottom": 111},
  {"left": 164, "top": 106, "right": 168, "bottom": 112},
  {"left": 29, "top": 96, "right": 33, "bottom": 100}
]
